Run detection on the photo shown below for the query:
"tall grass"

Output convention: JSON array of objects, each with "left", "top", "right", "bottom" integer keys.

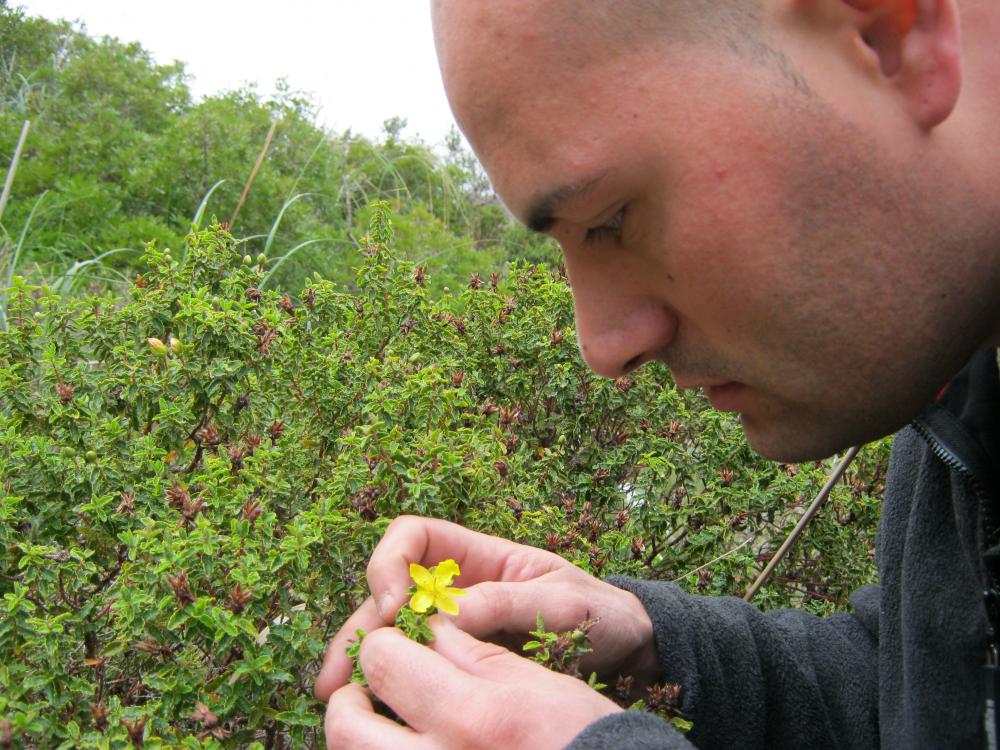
[{"left": 0, "top": 190, "right": 47, "bottom": 331}]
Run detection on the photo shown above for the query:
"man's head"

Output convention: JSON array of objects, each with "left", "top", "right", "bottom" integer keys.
[{"left": 432, "top": 0, "right": 1000, "bottom": 461}]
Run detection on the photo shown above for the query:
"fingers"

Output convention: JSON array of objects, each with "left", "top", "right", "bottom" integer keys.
[
  {"left": 324, "top": 682, "right": 422, "bottom": 750},
  {"left": 424, "top": 618, "right": 624, "bottom": 748},
  {"left": 351, "top": 620, "right": 622, "bottom": 750},
  {"left": 318, "top": 515, "right": 570, "bottom": 702},
  {"left": 452, "top": 576, "right": 587, "bottom": 641},
  {"left": 366, "top": 515, "right": 568, "bottom": 621},
  {"left": 358, "top": 626, "right": 473, "bottom": 733},
  {"left": 428, "top": 616, "right": 541, "bottom": 681},
  {"left": 454, "top": 575, "right": 659, "bottom": 684},
  {"left": 316, "top": 596, "right": 384, "bottom": 701}
]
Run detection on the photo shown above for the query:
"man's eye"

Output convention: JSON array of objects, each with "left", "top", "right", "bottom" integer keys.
[{"left": 584, "top": 208, "right": 625, "bottom": 245}]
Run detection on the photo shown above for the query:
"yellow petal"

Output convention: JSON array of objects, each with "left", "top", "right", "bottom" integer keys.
[
  {"left": 409, "top": 563, "right": 433, "bottom": 589},
  {"left": 410, "top": 590, "right": 434, "bottom": 613},
  {"left": 433, "top": 559, "right": 461, "bottom": 586},
  {"left": 435, "top": 592, "right": 461, "bottom": 615},
  {"left": 443, "top": 586, "right": 467, "bottom": 600}
]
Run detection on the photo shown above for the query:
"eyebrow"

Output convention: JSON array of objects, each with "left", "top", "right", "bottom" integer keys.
[{"left": 526, "top": 174, "right": 607, "bottom": 233}]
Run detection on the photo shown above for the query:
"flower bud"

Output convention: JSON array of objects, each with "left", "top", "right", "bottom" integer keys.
[
  {"left": 147, "top": 337, "right": 169, "bottom": 357},
  {"left": 170, "top": 337, "right": 183, "bottom": 355}
]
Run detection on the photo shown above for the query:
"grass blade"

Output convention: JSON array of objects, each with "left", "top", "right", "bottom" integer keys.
[
  {"left": 191, "top": 179, "right": 228, "bottom": 231},
  {"left": 261, "top": 193, "right": 318, "bottom": 259},
  {"left": 52, "top": 246, "right": 135, "bottom": 296},
  {"left": 260, "top": 238, "right": 346, "bottom": 289},
  {"left": 1, "top": 189, "right": 48, "bottom": 331}
]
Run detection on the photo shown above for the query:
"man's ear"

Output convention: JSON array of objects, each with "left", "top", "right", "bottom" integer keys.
[{"left": 842, "top": 0, "right": 962, "bottom": 129}]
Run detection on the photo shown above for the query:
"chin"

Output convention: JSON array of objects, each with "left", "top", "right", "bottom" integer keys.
[{"left": 739, "top": 414, "right": 869, "bottom": 464}]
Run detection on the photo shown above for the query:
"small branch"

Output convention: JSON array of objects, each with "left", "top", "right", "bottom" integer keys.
[
  {"left": 229, "top": 120, "right": 278, "bottom": 228},
  {"left": 178, "top": 444, "right": 205, "bottom": 475},
  {"left": 89, "top": 546, "right": 126, "bottom": 599},
  {"left": 743, "top": 445, "right": 862, "bottom": 601},
  {"left": 664, "top": 528, "right": 687, "bottom": 548},
  {"left": 24, "top": 592, "right": 50, "bottom": 614},
  {"left": 643, "top": 540, "right": 661, "bottom": 568},
  {"left": 670, "top": 535, "right": 756, "bottom": 583},
  {"left": 57, "top": 569, "right": 78, "bottom": 611},
  {"left": 288, "top": 374, "right": 308, "bottom": 405}
]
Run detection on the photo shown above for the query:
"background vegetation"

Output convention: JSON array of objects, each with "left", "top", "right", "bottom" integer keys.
[
  {"left": 0, "top": 5, "right": 887, "bottom": 748},
  {"left": 0, "top": 2, "right": 555, "bottom": 299}
]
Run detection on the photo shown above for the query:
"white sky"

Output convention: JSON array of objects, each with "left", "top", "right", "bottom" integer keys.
[{"left": 16, "top": 1, "right": 460, "bottom": 146}]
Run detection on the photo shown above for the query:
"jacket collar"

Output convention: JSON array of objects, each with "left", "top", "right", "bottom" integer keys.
[{"left": 913, "top": 347, "right": 1000, "bottom": 498}]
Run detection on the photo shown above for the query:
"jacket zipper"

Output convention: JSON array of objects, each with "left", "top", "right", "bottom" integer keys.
[{"left": 911, "top": 418, "right": 999, "bottom": 750}]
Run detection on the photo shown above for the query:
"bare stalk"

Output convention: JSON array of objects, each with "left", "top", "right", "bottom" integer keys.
[
  {"left": 229, "top": 120, "right": 278, "bottom": 229},
  {"left": 743, "top": 444, "right": 862, "bottom": 602}
]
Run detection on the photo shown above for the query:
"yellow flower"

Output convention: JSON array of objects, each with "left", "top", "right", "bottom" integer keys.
[{"left": 409, "top": 559, "right": 467, "bottom": 615}]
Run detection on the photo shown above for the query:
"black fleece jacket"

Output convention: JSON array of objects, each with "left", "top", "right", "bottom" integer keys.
[{"left": 566, "top": 349, "right": 1000, "bottom": 749}]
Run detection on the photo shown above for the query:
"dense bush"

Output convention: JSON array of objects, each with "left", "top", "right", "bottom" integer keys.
[{"left": 0, "top": 205, "right": 887, "bottom": 747}]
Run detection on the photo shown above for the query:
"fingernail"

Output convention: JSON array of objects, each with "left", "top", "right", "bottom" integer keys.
[
  {"left": 429, "top": 614, "right": 454, "bottom": 632},
  {"left": 377, "top": 592, "right": 395, "bottom": 620}
]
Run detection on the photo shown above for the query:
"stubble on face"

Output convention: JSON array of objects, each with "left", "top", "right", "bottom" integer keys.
[{"left": 433, "top": 0, "right": 994, "bottom": 462}]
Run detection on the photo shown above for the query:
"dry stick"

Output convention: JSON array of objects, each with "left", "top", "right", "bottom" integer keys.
[
  {"left": 0, "top": 119, "right": 31, "bottom": 223},
  {"left": 228, "top": 120, "right": 278, "bottom": 229},
  {"left": 743, "top": 444, "right": 862, "bottom": 602}
]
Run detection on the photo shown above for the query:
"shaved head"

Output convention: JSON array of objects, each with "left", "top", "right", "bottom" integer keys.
[
  {"left": 432, "top": 0, "right": 766, "bottom": 58},
  {"left": 433, "top": 0, "right": 807, "bottom": 147}
]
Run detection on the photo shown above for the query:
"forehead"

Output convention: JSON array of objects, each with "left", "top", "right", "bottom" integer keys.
[
  {"left": 436, "top": 7, "right": 659, "bottom": 202},
  {"left": 436, "top": 3, "right": 608, "bottom": 122},
  {"left": 437, "top": 27, "right": 720, "bottom": 221},
  {"left": 432, "top": 1, "right": 756, "bottom": 217}
]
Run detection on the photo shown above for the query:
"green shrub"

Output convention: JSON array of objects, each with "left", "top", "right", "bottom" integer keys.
[{"left": 0, "top": 203, "right": 887, "bottom": 747}]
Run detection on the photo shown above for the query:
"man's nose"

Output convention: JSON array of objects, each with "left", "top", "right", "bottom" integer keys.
[{"left": 568, "top": 261, "right": 677, "bottom": 380}]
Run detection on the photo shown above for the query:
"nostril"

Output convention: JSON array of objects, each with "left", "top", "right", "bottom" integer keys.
[{"left": 622, "top": 354, "right": 644, "bottom": 375}]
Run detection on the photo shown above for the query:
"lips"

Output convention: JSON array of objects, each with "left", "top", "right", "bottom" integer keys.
[{"left": 672, "top": 376, "right": 748, "bottom": 412}]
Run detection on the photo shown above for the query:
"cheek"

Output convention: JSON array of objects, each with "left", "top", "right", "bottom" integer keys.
[{"left": 662, "top": 157, "right": 797, "bottom": 324}]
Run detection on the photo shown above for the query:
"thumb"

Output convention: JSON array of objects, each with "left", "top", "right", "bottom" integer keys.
[{"left": 429, "top": 616, "right": 541, "bottom": 683}]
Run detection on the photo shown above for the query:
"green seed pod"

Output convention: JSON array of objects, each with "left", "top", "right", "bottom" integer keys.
[
  {"left": 242, "top": 255, "right": 253, "bottom": 266},
  {"left": 147, "top": 337, "right": 169, "bottom": 357},
  {"left": 84, "top": 450, "right": 98, "bottom": 464},
  {"left": 62, "top": 446, "right": 77, "bottom": 458},
  {"left": 256, "top": 253, "right": 267, "bottom": 265}
]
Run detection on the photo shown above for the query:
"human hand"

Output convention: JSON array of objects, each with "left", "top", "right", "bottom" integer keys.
[
  {"left": 315, "top": 515, "right": 659, "bottom": 701},
  {"left": 324, "top": 616, "right": 622, "bottom": 749}
]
